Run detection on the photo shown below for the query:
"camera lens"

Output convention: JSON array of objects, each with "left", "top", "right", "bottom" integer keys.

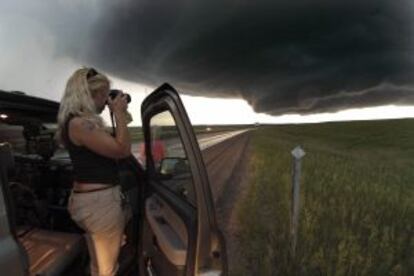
[{"left": 109, "top": 89, "right": 131, "bottom": 103}]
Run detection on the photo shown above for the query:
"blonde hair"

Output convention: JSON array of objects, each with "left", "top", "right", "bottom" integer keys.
[{"left": 56, "top": 67, "right": 110, "bottom": 146}]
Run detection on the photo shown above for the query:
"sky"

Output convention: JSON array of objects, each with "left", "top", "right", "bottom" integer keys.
[{"left": 1, "top": 0, "right": 414, "bottom": 126}]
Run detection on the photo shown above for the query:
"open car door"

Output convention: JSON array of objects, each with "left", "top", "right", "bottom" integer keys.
[{"left": 139, "top": 83, "right": 227, "bottom": 275}]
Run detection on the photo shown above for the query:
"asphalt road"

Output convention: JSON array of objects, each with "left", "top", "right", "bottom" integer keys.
[
  {"left": 130, "top": 129, "right": 249, "bottom": 162},
  {"left": 201, "top": 130, "right": 252, "bottom": 274}
]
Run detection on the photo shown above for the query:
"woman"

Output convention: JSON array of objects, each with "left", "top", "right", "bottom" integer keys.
[{"left": 56, "top": 67, "right": 131, "bottom": 276}]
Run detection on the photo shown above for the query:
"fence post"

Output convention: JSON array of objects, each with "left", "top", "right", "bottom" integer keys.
[{"left": 291, "top": 146, "right": 306, "bottom": 258}]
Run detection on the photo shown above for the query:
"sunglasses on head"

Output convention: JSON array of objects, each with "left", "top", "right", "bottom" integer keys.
[{"left": 86, "top": 68, "right": 98, "bottom": 80}]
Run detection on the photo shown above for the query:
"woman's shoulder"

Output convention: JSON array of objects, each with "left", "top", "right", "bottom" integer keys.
[
  {"left": 68, "top": 116, "right": 105, "bottom": 146},
  {"left": 69, "top": 116, "right": 97, "bottom": 130},
  {"left": 69, "top": 115, "right": 108, "bottom": 136}
]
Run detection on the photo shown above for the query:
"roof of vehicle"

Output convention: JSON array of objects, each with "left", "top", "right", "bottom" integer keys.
[{"left": 0, "top": 90, "right": 59, "bottom": 125}]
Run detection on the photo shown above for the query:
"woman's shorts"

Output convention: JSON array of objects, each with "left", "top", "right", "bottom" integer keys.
[{"left": 68, "top": 185, "right": 129, "bottom": 234}]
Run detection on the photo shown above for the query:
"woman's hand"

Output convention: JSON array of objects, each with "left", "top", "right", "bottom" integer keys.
[{"left": 107, "top": 92, "right": 128, "bottom": 115}]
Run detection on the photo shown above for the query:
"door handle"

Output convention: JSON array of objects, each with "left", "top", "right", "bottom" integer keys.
[{"left": 179, "top": 187, "right": 188, "bottom": 197}]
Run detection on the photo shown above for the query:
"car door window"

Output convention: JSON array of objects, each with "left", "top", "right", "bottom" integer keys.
[{"left": 149, "top": 110, "right": 196, "bottom": 207}]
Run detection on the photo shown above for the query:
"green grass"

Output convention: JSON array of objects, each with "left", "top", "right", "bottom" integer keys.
[{"left": 236, "top": 119, "right": 414, "bottom": 275}]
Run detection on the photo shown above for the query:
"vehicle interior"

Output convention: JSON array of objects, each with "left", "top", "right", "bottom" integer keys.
[{"left": 0, "top": 107, "right": 143, "bottom": 276}]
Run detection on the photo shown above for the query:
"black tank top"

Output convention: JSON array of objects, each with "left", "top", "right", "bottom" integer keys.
[{"left": 63, "top": 115, "right": 119, "bottom": 185}]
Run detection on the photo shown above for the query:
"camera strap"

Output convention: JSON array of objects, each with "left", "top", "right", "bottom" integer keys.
[
  {"left": 110, "top": 110, "right": 123, "bottom": 199},
  {"left": 110, "top": 111, "right": 116, "bottom": 137}
]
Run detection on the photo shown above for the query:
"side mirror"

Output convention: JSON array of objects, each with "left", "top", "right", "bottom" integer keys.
[{"left": 159, "top": 157, "right": 190, "bottom": 176}]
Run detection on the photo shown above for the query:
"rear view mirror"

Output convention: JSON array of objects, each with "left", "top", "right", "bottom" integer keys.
[{"left": 159, "top": 157, "right": 189, "bottom": 175}]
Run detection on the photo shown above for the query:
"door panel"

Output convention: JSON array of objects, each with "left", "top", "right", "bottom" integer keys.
[
  {"left": 140, "top": 84, "right": 226, "bottom": 275},
  {"left": 145, "top": 195, "right": 188, "bottom": 266}
]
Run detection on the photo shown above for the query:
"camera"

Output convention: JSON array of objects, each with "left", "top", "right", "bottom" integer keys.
[{"left": 108, "top": 89, "right": 131, "bottom": 103}]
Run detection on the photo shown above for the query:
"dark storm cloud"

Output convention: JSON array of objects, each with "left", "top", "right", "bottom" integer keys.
[{"left": 2, "top": 0, "right": 414, "bottom": 114}]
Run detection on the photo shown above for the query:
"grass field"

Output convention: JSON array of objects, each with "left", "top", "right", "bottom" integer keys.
[{"left": 236, "top": 119, "right": 414, "bottom": 275}]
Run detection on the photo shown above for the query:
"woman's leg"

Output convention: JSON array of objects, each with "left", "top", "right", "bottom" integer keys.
[
  {"left": 84, "top": 233, "right": 99, "bottom": 275},
  {"left": 69, "top": 187, "right": 126, "bottom": 276},
  {"left": 89, "top": 187, "right": 126, "bottom": 276},
  {"left": 88, "top": 226, "right": 124, "bottom": 276}
]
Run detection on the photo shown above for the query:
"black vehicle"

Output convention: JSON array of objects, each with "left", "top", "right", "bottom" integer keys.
[{"left": 0, "top": 84, "right": 227, "bottom": 275}]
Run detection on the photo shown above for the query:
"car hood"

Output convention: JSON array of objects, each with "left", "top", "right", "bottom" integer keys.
[{"left": 0, "top": 90, "right": 59, "bottom": 125}]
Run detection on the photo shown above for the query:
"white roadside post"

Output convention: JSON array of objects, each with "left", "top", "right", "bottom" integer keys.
[{"left": 290, "top": 146, "right": 306, "bottom": 258}]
